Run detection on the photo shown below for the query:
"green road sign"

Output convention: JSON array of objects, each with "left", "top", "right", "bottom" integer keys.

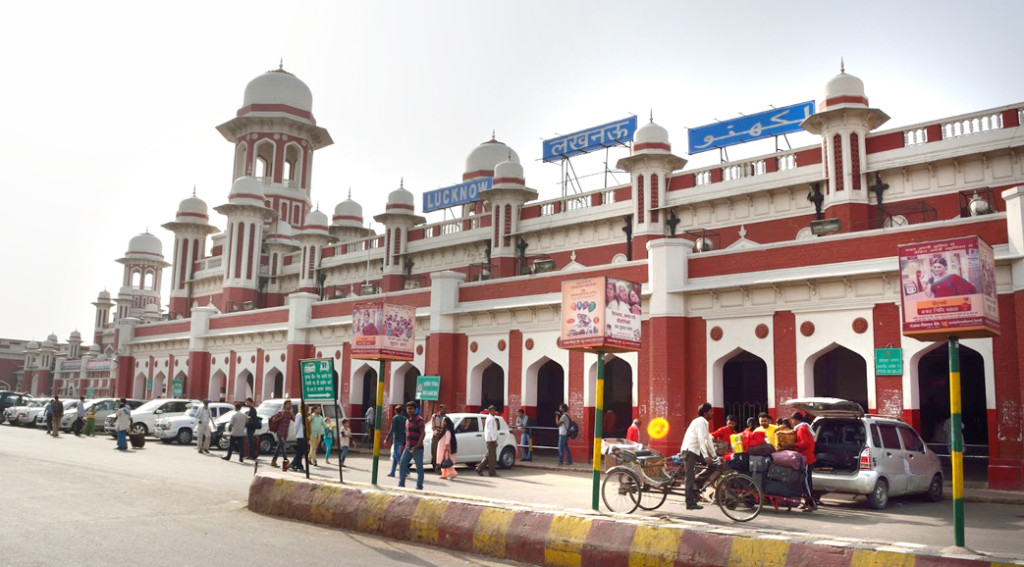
[
  {"left": 415, "top": 376, "right": 440, "bottom": 401},
  {"left": 171, "top": 378, "right": 184, "bottom": 398},
  {"left": 875, "top": 347, "right": 903, "bottom": 376},
  {"left": 86, "top": 388, "right": 95, "bottom": 397},
  {"left": 146, "top": 379, "right": 153, "bottom": 391},
  {"left": 301, "top": 358, "right": 336, "bottom": 400}
]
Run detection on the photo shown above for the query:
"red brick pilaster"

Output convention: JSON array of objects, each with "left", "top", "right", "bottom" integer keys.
[
  {"left": 187, "top": 351, "right": 210, "bottom": 401},
  {"left": 773, "top": 311, "right": 797, "bottom": 418},
  {"left": 872, "top": 303, "right": 904, "bottom": 419},
  {"left": 507, "top": 330, "right": 523, "bottom": 416}
]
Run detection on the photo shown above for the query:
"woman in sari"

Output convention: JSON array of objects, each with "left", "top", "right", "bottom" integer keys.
[{"left": 436, "top": 415, "right": 459, "bottom": 480}]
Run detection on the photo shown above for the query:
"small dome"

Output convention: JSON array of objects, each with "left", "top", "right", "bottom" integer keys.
[
  {"left": 304, "top": 209, "right": 329, "bottom": 229},
  {"left": 145, "top": 303, "right": 159, "bottom": 313},
  {"left": 47, "top": 333, "right": 58, "bottom": 343},
  {"left": 634, "top": 121, "right": 670, "bottom": 147},
  {"left": 387, "top": 181, "right": 415, "bottom": 210},
  {"left": 267, "top": 219, "right": 295, "bottom": 239},
  {"left": 242, "top": 68, "right": 313, "bottom": 113},
  {"left": 464, "top": 138, "right": 520, "bottom": 179},
  {"left": 494, "top": 159, "right": 524, "bottom": 181},
  {"left": 176, "top": 195, "right": 209, "bottom": 222},
  {"left": 70, "top": 330, "right": 81, "bottom": 340},
  {"left": 824, "top": 71, "right": 866, "bottom": 102},
  {"left": 227, "top": 176, "right": 267, "bottom": 207},
  {"left": 88, "top": 344, "right": 100, "bottom": 353},
  {"left": 333, "top": 195, "right": 364, "bottom": 228},
  {"left": 97, "top": 290, "right": 111, "bottom": 301},
  {"left": 26, "top": 341, "right": 39, "bottom": 350},
  {"left": 127, "top": 232, "right": 163, "bottom": 258}
]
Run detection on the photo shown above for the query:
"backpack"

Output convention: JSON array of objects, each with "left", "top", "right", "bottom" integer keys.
[
  {"left": 567, "top": 418, "right": 579, "bottom": 440},
  {"left": 268, "top": 411, "right": 283, "bottom": 430},
  {"left": 248, "top": 414, "right": 263, "bottom": 430}
]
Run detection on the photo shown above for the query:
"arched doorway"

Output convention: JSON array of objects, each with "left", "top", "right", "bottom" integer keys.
[
  {"left": 918, "top": 344, "right": 987, "bottom": 464},
  {"left": 536, "top": 360, "right": 564, "bottom": 452},
  {"left": 603, "top": 358, "right": 633, "bottom": 438},
  {"left": 723, "top": 351, "right": 768, "bottom": 426},
  {"left": 153, "top": 373, "right": 166, "bottom": 398},
  {"left": 133, "top": 373, "right": 145, "bottom": 399},
  {"left": 401, "top": 366, "right": 419, "bottom": 405},
  {"left": 481, "top": 364, "right": 504, "bottom": 413},
  {"left": 813, "top": 346, "right": 868, "bottom": 412},
  {"left": 361, "top": 368, "right": 378, "bottom": 442},
  {"left": 262, "top": 369, "right": 283, "bottom": 399}
]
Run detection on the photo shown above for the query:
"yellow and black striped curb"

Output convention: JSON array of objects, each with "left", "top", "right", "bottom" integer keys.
[{"left": 247, "top": 473, "right": 1023, "bottom": 567}]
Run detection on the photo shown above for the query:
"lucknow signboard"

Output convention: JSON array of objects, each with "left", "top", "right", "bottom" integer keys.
[
  {"left": 542, "top": 116, "right": 638, "bottom": 162},
  {"left": 559, "top": 276, "right": 642, "bottom": 353},
  {"left": 352, "top": 302, "right": 416, "bottom": 361},
  {"left": 898, "top": 236, "right": 999, "bottom": 341},
  {"left": 422, "top": 177, "right": 492, "bottom": 213},
  {"left": 300, "top": 358, "right": 336, "bottom": 401},
  {"left": 687, "top": 101, "right": 815, "bottom": 154},
  {"left": 415, "top": 375, "right": 440, "bottom": 401},
  {"left": 874, "top": 348, "right": 903, "bottom": 376}
]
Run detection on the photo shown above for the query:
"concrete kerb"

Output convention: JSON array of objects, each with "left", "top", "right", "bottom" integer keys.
[{"left": 248, "top": 472, "right": 1024, "bottom": 567}]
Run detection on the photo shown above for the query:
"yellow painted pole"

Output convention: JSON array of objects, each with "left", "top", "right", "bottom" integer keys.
[
  {"left": 948, "top": 336, "right": 965, "bottom": 547},
  {"left": 592, "top": 352, "right": 605, "bottom": 511}
]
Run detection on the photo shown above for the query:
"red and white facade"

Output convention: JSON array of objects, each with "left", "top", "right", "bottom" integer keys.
[{"left": 40, "top": 65, "right": 1024, "bottom": 490}]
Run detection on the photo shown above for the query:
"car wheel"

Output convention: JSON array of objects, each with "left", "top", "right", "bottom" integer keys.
[
  {"left": 867, "top": 478, "right": 889, "bottom": 510},
  {"left": 176, "top": 428, "right": 193, "bottom": 445},
  {"left": 130, "top": 423, "right": 148, "bottom": 436},
  {"left": 259, "top": 435, "right": 275, "bottom": 454},
  {"left": 498, "top": 446, "right": 515, "bottom": 469},
  {"left": 217, "top": 435, "right": 230, "bottom": 451},
  {"left": 925, "top": 474, "right": 943, "bottom": 502}
]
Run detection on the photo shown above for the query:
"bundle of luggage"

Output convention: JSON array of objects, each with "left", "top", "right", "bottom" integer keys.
[{"left": 746, "top": 449, "right": 806, "bottom": 497}]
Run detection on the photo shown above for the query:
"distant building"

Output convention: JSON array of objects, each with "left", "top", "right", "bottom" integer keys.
[{"left": 49, "top": 65, "right": 1024, "bottom": 490}]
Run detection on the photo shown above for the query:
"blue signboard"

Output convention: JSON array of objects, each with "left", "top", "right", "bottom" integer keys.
[
  {"left": 543, "top": 116, "right": 638, "bottom": 163},
  {"left": 687, "top": 101, "right": 815, "bottom": 154},
  {"left": 423, "top": 177, "right": 492, "bottom": 213}
]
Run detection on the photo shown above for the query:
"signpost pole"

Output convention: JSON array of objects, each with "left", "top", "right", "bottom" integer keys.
[
  {"left": 370, "top": 360, "right": 385, "bottom": 485},
  {"left": 336, "top": 401, "right": 343, "bottom": 483},
  {"left": 301, "top": 400, "right": 309, "bottom": 480},
  {"left": 948, "top": 336, "right": 965, "bottom": 547},
  {"left": 592, "top": 352, "right": 605, "bottom": 511}
]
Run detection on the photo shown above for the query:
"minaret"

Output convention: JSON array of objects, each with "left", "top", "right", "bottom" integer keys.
[
  {"left": 294, "top": 207, "right": 335, "bottom": 295},
  {"left": 264, "top": 219, "right": 299, "bottom": 305},
  {"left": 374, "top": 180, "right": 426, "bottom": 293},
  {"left": 215, "top": 65, "right": 333, "bottom": 232},
  {"left": 616, "top": 116, "right": 687, "bottom": 260},
  {"left": 330, "top": 189, "right": 376, "bottom": 243},
  {"left": 162, "top": 190, "right": 218, "bottom": 319},
  {"left": 801, "top": 63, "right": 890, "bottom": 231},
  {"left": 91, "top": 290, "right": 113, "bottom": 347},
  {"left": 481, "top": 156, "right": 538, "bottom": 278},
  {"left": 116, "top": 232, "right": 170, "bottom": 317},
  {"left": 214, "top": 176, "right": 275, "bottom": 311},
  {"left": 68, "top": 330, "right": 82, "bottom": 359}
]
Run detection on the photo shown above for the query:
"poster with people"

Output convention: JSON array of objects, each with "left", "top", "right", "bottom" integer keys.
[
  {"left": 352, "top": 302, "right": 416, "bottom": 360},
  {"left": 559, "top": 276, "right": 641, "bottom": 353},
  {"left": 898, "top": 236, "right": 999, "bottom": 340}
]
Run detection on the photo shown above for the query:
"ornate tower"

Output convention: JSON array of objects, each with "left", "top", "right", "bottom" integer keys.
[
  {"left": 294, "top": 208, "right": 335, "bottom": 295},
  {"left": 374, "top": 181, "right": 425, "bottom": 293},
  {"left": 214, "top": 177, "right": 275, "bottom": 311},
  {"left": 801, "top": 65, "right": 890, "bottom": 231},
  {"left": 481, "top": 157, "right": 537, "bottom": 278},
  {"left": 617, "top": 119, "right": 687, "bottom": 260},
  {"left": 162, "top": 192, "right": 218, "bottom": 318},
  {"left": 115, "top": 232, "right": 170, "bottom": 318},
  {"left": 91, "top": 290, "right": 113, "bottom": 347}
]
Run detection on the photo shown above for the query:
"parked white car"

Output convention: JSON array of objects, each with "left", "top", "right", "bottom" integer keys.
[
  {"left": 38, "top": 399, "right": 83, "bottom": 429},
  {"left": 212, "top": 398, "right": 346, "bottom": 453},
  {"left": 57, "top": 399, "right": 92, "bottom": 431},
  {"left": 7, "top": 399, "right": 46, "bottom": 426},
  {"left": 104, "top": 398, "right": 198, "bottom": 437},
  {"left": 422, "top": 412, "right": 517, "bottom": 470},
  {"left": 155, "top": 402, "right": 235, "bottom": 444}
]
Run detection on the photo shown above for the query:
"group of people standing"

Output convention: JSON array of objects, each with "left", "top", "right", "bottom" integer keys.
[
  {"left": 266, "top": 400, "right": 352, "bottom": 472},
  {"left": 40, "top": 396, "right": 102, "bottom": 439}
]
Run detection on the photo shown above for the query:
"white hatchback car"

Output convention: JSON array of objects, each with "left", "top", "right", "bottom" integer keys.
[
  {"left": 422, "top": 412, "right": 517, "bottom": 470},
  {"left": 155, "top": 402, "right": 235, "bottom": 444}
]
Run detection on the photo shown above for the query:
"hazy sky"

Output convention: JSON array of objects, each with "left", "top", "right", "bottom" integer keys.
[{"left": 2, "top": 0, "right": 1022, "bottom": 342}]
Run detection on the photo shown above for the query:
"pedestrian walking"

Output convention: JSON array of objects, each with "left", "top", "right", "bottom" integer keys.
[
  {"left": 791, "top": 411, "right": 818, "bottom": 512},
  {"left": 428, "top": 404, "right": 447, "bottom": 470},
  {"left": 557, "top": 404, "right": 573, "bottom": 466},
  {"left": 323, "top": 416, "right": 335, "bottom": 465},
  {"left": 222, "top": 404, "right": 248, "bottom": 463},
  {"left": 244, "top": 397, "right": 259, "bottom": 459},
  {"left": 514, "top": 408, "right": 533, "bottom": 461},
  {"left": 437, "top": 415, "right": 458, "bottom": 480},
  {"left": 43, "top": 399, "right": 53, "bottom": 434},
  {"left": 681, "top": 402, "right": 717, "bottom": 510},
  {"left": 475, "top": 405, "right": 499, "bottom": 477},
  {"left": 398, "top": 401, "right": 425, "bottom": 490},
  {"left": 308, "top": 405, "right": 325, "bottom": 466},
  {"left": 336, "top": 418, "right": 351, "bottom": 467},
  {"left": 114, "top": 398, "right": 131, "bottom": 451},
  {"left": 364, "top": 405, "right": 375, "bottom": 448},
  {"left": 384, "top": 405, "right": 406, "bottom": 477},
  {"left": 51, "top": 396, "right": 64, "bottom": 437},
  {"left": 269, "top": 400, "right": 294, "bottom": 469},
  {"left": 290, "top": 405, "right": 308, "bottom": 472},
  {"left": 73, "top": 396, "right": 86, "bottom": 436},
  {"left": 195, "top": 399, "right": 215, "bottom": 454}
]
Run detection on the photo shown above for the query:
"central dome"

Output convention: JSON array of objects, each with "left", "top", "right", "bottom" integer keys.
[
  {"left": 127, "top": 232, "right": 163, "bottom": 258},
  {"left": 243, "top": 68, "right": 313, "bottom": 113},
  {"left": 464, "top": 138, "right": 519, "bottom": 180}
]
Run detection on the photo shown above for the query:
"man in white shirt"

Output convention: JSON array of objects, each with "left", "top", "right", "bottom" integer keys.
[
  {"left": 475, "top": 406, "right": 500, "bottom": 477},
  {"left": 195, "top": 400, "right": 214, "bottom": 455},
  {"left": 680, "top": 402, "right": 717, "bottom": 510}
]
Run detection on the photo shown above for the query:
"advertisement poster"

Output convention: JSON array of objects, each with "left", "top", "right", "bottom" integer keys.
[
  {"left": 898, "top": 236, "right": 999, "bottom": 340},
  {"left": 352, "top": 302, "right": 415, "bottom": 361},
  {"left": 560, "top": 276, "right": 641, "bottom": 353}
]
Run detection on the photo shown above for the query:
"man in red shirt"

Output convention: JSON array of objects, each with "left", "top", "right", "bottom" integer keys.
[
  {"left": 398, "top": 401, "right": 426, "bottom": 490},
  {"left": 626, "top": 419, "right": 641, "bottom": 443},
  {"left": 711, "top": 414, "right": 738, "bottom": 443},
  {"left": 791, "top": 411, "right": 817, "bottom": 511}
]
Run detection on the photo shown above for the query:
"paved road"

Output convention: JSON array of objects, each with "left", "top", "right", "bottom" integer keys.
[{"left": 0, "top": 426, "right": 527, "bottom": 567}]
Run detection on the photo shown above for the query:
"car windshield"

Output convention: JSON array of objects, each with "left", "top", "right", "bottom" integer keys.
[
  {"left": 28, "top": 400, "right": 45, "bottom": 407},
  {"left": 257, "top": 401, "right": 284, "bottom": 417},
  {"left": 185, "top": 407, "right": 199, "bottom": 417},
  {"left": 134, "top": 399, "right": 167, "bottom": 412}
]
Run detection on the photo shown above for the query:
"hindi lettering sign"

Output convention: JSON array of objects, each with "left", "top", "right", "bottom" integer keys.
[
  {"left": 559, "top": 276, "right": 642, "bottom": 353},
  {"left": 543, "top": 116, "right": 638, "bottom": 163},
  {"left": 352, "top": 302, "right": 416, "bottom": 361},
  {"left": 422, "top": 177, "right": 492, "bottom": 213},
  {"left": 415, "top": 375, "right": 440, "bottom": 401},
  {"left": 874, "top": 348, "right": 903, "bottom": 376},
  {"left": 898, "top": 236, "right": 999, "bottom": 341},
  {"left": 687, "top": 101, "right": 814, "bottom": 154},
  {"left": 300, "top": 358, "right": 336, "bottom": 401},
  {"left": 171, "top": 378, "right": 184, "bottom": 398}
]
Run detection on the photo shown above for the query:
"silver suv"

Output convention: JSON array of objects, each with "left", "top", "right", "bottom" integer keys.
[{"left": 790, "top": 397, "right": 943, "bottom": 509}]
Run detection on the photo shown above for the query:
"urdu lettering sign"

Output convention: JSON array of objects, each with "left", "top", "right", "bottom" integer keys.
[{"left": 687, "top": 101, "right": 814, "bottom": 154}]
